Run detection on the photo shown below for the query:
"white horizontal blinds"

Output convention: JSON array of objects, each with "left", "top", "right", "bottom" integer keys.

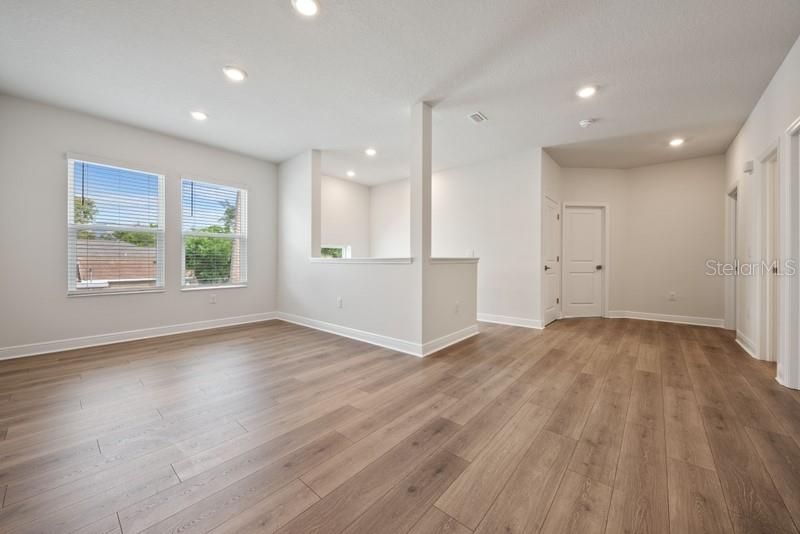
[
  {"left": 181, "top": 179, "right": 248, "bottom": 287},
  {"left": 67, "top": 159, "right": 165, "bottom": 293}
]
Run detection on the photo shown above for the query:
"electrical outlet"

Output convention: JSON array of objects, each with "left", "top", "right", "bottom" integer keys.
[
  {"left": 668, "top": 292, "right": 677, "bottom": 301},
  {"left": 209, "top": 293, "right": 217, "bottom": 304},
  {"left": 337, "top": 296, "right": 343, "bottom": 309}
]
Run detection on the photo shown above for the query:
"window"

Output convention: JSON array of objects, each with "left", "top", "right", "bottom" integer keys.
[
  {"left": 67, "top": 158, "right": 165, "bottom": 294},
  {"left": 321, "top": 246, "right": 352, "bottom": 259},
  {"left": 181, "top": 179, "right": 247, "bottom": 288}
]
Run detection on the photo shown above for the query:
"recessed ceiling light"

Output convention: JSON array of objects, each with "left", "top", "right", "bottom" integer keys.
[
  {"left": 291, "top": 0, "right": 319, "bottom": 16},
  {"left": 222, "top": 66, "right": 247, "bottom": 82},
  {"left": 365, "top": 147, "right": 377, "bottom": 157},
  {"left": 576, "top": 86, "right": 597, "bottom": 99},
  {"left": 346, "top": 170, "right": 356, "bottom": 178},
  {"left": 670, "top": 138, "right": 685, "bottom": 147},
  {"left": 190, "top": 111, "right": 208, "bottom": 121}
]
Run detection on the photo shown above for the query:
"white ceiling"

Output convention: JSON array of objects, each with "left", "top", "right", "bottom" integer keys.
[{"left": 1, "top": 1, "right": 799, "bottom": 184}]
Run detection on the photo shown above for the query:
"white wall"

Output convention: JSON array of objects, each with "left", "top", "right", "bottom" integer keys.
[
  {"left": 278, "top": 151, "right": 420, "bottom": 348},
  {"left": 627, "top": 158, "right": 725, "bottom": 320},
  {"left": 321, "top": 175, "right": 370, "bottom": 257},
  {"left": 278, "top": 150, "right": 477, "bottom": 354},
  {"left": 432, "top": 148, "right": 544, "bottom": 327},
  {"left": 0, "top": 95, "right": 278, "bottom": 356},
  {"left": 560, "top": 156, "right": 726, "bottom": 323},
  {"left": 369, "top": 179, "right": 410, "bottom": 257},
  {"left": 560, "top": 167, "right": 629, "bottom": 313},
  {"left": 725, "top": 34, "right": 800, "bottom": 386}
]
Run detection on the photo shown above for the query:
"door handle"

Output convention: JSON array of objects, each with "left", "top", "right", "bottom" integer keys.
[
  {"left": 544, "top": 265, "right": 551, "bottom": 271},
  {"left": 596, "top": 265, "right": 603, "bottom": 270}
]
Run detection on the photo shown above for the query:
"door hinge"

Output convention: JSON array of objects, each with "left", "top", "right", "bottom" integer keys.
[
  {"left": 556, "top": 297, "right": 560, "bottom": 304},
  {"left": 773, "top": 265, "right": 779, "bottom": 274},
  {"left": 557, "top": 255, "right": 559, "bottom": 262},
  {"left": 556, "top": 213, "right": 560, "bottom": 220}
]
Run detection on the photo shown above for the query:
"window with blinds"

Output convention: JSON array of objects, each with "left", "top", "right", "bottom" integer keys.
[
  {"left": 67, "top": 158, "right": 165, "bottom": 294},
  {"left": 181, "top": 179, "right": 248, "bottom": 288}
]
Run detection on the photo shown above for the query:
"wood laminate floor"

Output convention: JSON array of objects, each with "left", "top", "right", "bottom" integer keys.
[{"left": 1, "top": 318, "right": 800, "bottom": 533}]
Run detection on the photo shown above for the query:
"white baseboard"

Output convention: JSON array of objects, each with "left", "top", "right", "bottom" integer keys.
[
  {"left": 276, "top": 312, "right": 478, "bottom": 357},
  {"left": 606, "top": 310, "right": 725, "bottom": 328},
  {"left": 477, "top": 313, "right": 543, "bottom": 329},
  {"left": 776, "top": 375, "right": 800, "bottom": 391},
  {"left": 735, "top": 331, "right": 759, "bottom": 359},
  {"left": 422, "top": 325, "right": 480, "bottom": 355},
  {"left": 1, "top": 309, "right": 478, "bottom": 361},
  {"left": 0, "top": 312, "right": 278, "bottom": 361},
  {"left": 275, "top": 312, "right": 422, "bottom": 356}
]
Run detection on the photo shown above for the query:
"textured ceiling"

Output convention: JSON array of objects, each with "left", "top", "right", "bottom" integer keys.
[{"left": 1, "top": 0, "right": 799, "bottom": 184}]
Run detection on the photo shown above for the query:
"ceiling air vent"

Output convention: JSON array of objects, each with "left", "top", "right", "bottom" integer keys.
[{"left": 469, "top": 111, "right": 488, "bottom": 124}]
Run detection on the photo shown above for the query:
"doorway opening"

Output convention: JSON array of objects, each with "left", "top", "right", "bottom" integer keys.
[{"left": 562, "top": 203, "right": 608, "bottom": 318}]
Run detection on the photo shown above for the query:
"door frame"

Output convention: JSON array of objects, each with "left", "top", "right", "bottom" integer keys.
[
  {"left": 725, "top": 185, "right": 738, "bottom": 332},
  {"left": 542, "top": 195, "right": 562, "bottom": 325},
  {"left": 561, "top": 202, "right": 610, "bottom": 319},
  {"left": 758, "top": 143, "right": 779, "bottom": 362},
  {"left": 777, "top": 115, "right": 800, "bottom": 389}
]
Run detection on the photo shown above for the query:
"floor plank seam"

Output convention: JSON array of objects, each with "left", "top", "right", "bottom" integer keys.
[
  {"left": 659, "top": 340, "right": 672, "bottom": 534},
  {"left": 433, "top": 505, "right": 475, "bottom": 532},
  {"left": 170, "top": 462, "right": 182, "bottom": 483},
  {"left": 299, "top": 477, "right": 322, "bottom": 500}
]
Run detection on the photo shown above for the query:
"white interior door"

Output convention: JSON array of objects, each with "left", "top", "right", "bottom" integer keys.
[
  {"left": 543, "top": 197, "right": 561, "bottom": 325},
  {"left": 563, "top": 206, "right": 603, "bottom": 317},
  {"left": 764, "top": 155, "right": 779, "bottom": 361}
]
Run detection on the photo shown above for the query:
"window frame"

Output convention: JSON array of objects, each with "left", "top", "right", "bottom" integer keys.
[
  {"left": 66, "top": 156, "right": 166, "bottom": 297},
  {"left": 320, "top": 245, "right": 352, "bottom": 259},
  {"left": 180, "top": 177, "right": 248, "bottom": 290}
]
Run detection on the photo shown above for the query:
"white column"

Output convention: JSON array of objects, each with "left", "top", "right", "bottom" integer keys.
[
  {"left": 409, "top": 102, "right": 432, "bottom": 262},
  {"left": 310, "top": 149, "right": 322, "bottom": 258}
]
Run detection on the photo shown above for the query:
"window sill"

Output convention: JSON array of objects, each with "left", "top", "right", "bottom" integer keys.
[
  {"left": 309, "top": 257, "right": 414, "bottom": 264},
  {"left": 181, "top": 284, "right": 248, "bottom": 291},
  {"left": 430, "top": 257, "right": 480, "bottom": 264},
  {"left": 68, "top": 288, "right": 165, "bottom": 297}
]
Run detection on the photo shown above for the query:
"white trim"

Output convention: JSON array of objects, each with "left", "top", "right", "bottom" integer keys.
[
  {"left": 0, "top": 312, "right": 278, "bottom": 360},
  {"left": 724, "top": 184, "right": 739, "bottom": 330},
  {"left": 477, "top": 313, "right": 544, "bottom": 329},
  {"left": 777, "top": 115, "right": 800, "bottom": 389},
  {"left": 181, "top": 284, "right": 247, "bottom": 292},
  {"left": 68, "top": 288, "right": 166, "bottom": 298},
  {"left": 422, "top": 325, "right": 480, "bottom": 355},
  {"left": 429, "top": 257, "right": 480, "bottom": 264},
  {"left": 606, "top": 310, "right": 725, "bottom": 328},
  {"left": 275, "top": 312, "right": 478, "bottom": 357},
  {"left": 309, "top": 257, "right": 413, "bottom": 264},
  {"left": 276, "top": 312, "right": 423, "bottom": 356},
  {"left": 736, "top": 332, "right": 758, "bottom": 359}
]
